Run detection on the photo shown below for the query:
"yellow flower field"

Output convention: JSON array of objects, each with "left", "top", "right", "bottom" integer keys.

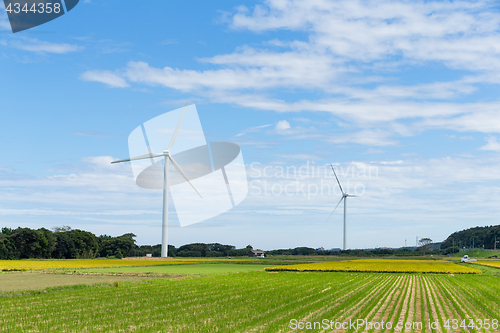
[
  {"left": 0, "top": 258, "right": 211, "bottom": 271},
  {"left": 470, "top": 260, "right": 500, "bottom": 269},
  {"left": 265, "top": 259, "right": 481, "bottom": 274}
]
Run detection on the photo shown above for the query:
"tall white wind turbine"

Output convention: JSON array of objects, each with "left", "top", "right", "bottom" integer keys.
[
  {"left": 111, "top": 102, "right": 202, "bottom": 257},
  {"left": 326, "top": 165, "right": 357, "bottom": 250}
]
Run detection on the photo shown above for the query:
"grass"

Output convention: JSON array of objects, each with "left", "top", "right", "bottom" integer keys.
[
  {"left": 265, "top": 259, "right": 482, "bottom": 274},
  {"left": 0, "top": 270, "right": 499, "bottom": 332},
  {"left": 83, "top": 263, "right": 271, "bottom": 275},
  {"left": 449, "top": 249, "right": 500, "bottom": 258}
]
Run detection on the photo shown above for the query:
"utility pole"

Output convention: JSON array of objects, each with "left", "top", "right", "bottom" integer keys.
[
  {"left": 495, "top": 237, "right": 498, "bottom": 252},
  {"left": 416, "top": 236, "right": 418, "bottom": 247},
  {"left": 472, "top": 238, "right": 475, "bottom": 257},
  {"left": 405, "top": 239, "right": 407, "bottom": 248}
]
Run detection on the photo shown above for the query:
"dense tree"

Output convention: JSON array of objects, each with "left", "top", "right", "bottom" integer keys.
[
  {"left": 98, "top": 233, "right": 135, "bottom": 258},
  {"left": 10, "top": 228, "right": 56, "bottom": 259},
  {"left": 441, "top": 225, "right": 500, "bottom": 250},
  {"left": 0, "top": 234, "right": 16, "bottom": 259},
  {"left": 52, "top": 229, "right": 99, "bottom": 259}
]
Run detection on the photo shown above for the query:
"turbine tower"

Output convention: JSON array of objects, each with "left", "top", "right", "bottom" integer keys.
[
  {"left": 111, "top": 102, "right": 202, "bottom": 257},
  {"left": 326, "top": 164, "right": 357, "bottom": 250}
]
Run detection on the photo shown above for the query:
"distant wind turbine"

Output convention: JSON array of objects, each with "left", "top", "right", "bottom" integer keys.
[
  {"left": 326, "top": 164, "right": 357, "bottom": 250},
  {"left": 111, "top": 102, "right": 202, "bottom": 257}
]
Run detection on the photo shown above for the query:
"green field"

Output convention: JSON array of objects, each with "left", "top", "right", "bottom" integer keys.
[
  {"left": 0, "top": 259, "right": 499, "bottom": 332},
  {"left": 85, "top": 263, "right": 270, "bottom": 275},
  {"left": 449, "top": 249, "right": 500, "bottom": 258}
]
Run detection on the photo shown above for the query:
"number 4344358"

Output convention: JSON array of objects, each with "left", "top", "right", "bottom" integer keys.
[
  {"left": 5, "top": 2, "right": 62, "bottom": 14},
  {"left": 444, "top": 319, "right": 499, "bottom": 330}
]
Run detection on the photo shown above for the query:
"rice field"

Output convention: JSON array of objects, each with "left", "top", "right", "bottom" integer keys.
[
  {"left": 265, "top": 259, "right": 482, "bottom": 274},
  {"left": 470, "top": 260, "right": 500, "bottom": 270},
  {"left": 0, "top": 270, "right": 498, "bottom": 332},
  {"left": 0, "top": 258, "right": 208, "bottom": 271}
]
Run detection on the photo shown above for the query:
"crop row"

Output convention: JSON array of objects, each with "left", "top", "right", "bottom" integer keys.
[
  {"left": 265, "top": 259, "right": 482, "bottom": 274},
  {"left": 0, "top": 270, "right": 498, "bottom": 332}
]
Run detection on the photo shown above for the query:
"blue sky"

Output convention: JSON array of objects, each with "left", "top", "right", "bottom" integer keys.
[{"left": 2, "top": 0, "right": 500, "bottom": 250}]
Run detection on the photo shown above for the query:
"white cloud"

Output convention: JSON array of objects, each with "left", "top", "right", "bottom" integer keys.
[
  {"left": 79, "top": 0, "right": 500, "bottom": 145},
  {"left": 276, "top": 120, "right": 291, "bottom": 130},
  {"left": 327, "top": 129, "right": 398, "bottom": 146},
  {"left": 480, "top": 136, "right": 500, "bottom": 151},
  {"left": 231, "top": 0, "right": 500, "bottom": 70},
  {"left": 80, "top": 70, "right": 130, "bottom": 88},
  {"left": 380, "top": 160, "right": 404, "bottom": 165}
]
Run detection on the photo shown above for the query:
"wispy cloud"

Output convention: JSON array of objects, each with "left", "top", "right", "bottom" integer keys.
[
  {"left": 159, "top": 39, "right": 178, "bottom": 45},
  {"left": 327, "top": 129, "right": 398, "bottom": 147},
  {"left": 480, "top": 136, "right": 500, "bottom": 152},
  {"left": 6, "top": 37, "right": 84, "bottom": 53},
  {"left": 235, "top": 124, "right": 272, "bottom": 137},
  {"left": 80, "top": 70, "right": 130, "bottom": 88},
  {"left": 276, "top": 153, "right": 322, "bottom": 160}
]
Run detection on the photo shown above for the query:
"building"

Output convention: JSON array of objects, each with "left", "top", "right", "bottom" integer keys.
[{"left": 248, "top": 250, "right": 265, "bottom": 258}]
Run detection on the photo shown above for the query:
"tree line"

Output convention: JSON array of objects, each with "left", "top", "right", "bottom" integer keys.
[
  {"left": 3, "top": 224, "right": 496, "bottom": 260},
  {"left": 441, "top": 225, "right": 500, "bottom": 250},
  {"left": 0, "top": 226, "right": 255, "bottom": 259},
  {"left": 267, "top": 247, "right": 436, "bottom": 257}
]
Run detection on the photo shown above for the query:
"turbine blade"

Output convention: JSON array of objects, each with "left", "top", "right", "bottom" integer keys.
[
  {"left": 167, "top": 101, "right": 189, "bottom": 151},
  {"left": 347, "top": 194, "right": 358, "bottom": 197},
  {"left": 326, "top": 197, "right": 344, "bottom": 222},
  {"left": 111, "top": 152, "right": 164, "bottom": 164},
  {"left": 168, "top": 155, "right": 203, "bottom": 198},
  {"left": 330, "top": 164, "right": 345, "bottom": 194}
]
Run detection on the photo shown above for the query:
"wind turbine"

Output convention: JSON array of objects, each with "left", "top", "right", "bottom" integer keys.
[
  {"left": 111, "top": 102, "right": 202, "bottom": 257},
  {"left": 326, "top": 164, "right": 357, "bottom": 250}
]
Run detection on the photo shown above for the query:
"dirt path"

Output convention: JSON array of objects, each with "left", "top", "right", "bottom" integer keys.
[{"left": 0, "top": 271, "right": 163, "bottom": 292}]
